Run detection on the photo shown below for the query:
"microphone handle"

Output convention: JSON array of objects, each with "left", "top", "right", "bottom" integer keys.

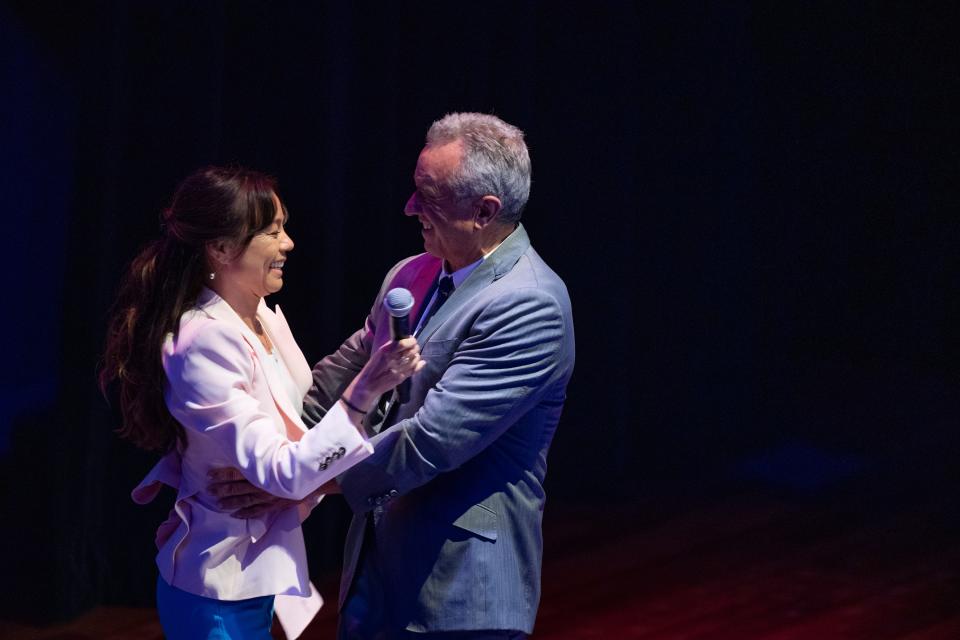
[
  {"left": 390, "top": 314, "right": 410, "bottom": 341},
  {"left": 390, "top": 314, "right": 412, "bottom": 404}
]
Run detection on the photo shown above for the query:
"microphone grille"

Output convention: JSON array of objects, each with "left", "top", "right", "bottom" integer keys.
[{"left": 384, "top": 287, "right": 415, "bottom": 317}]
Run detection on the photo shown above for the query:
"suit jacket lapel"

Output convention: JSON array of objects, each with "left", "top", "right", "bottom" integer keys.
[
  {"left": 406, "top": 258, "right": 443, "bottom": 335},
  {"left": 371, "top": 255, "right": 442, "bottom": 353},
  {"left": 416, "top": 224, "right": 530, "bottom": 346}
]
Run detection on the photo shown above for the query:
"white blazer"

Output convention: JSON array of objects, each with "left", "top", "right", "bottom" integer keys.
[{"left": 132, "top": 288, "right": 372, "bottom": 639}]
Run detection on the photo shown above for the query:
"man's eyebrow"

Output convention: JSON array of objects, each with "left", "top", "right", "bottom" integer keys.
[{"left": 417, "top": 174, "right": 443, "bottom": 192}]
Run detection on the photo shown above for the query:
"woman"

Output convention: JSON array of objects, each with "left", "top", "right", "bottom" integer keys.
[{"left": 100, "top": 166, "right": 422, "bottom": 639}]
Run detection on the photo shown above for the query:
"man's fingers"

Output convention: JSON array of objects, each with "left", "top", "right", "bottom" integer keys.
[
  {"left": 218, "top": 492, "right": 275, "bottom": 511},
  {"left": 218, "top": 494, "right": 253, "bottom": 510},
  {"left": 230, "top": 496, "right": 297, "bottom": 519},
  {"left": 208, "top": 479, "right": 258, "bottom": 498},
  {"left": 233, "top": 505, "right": 273, "bottom": 519},
  {"left": 208, "top": 467, "right": 245, "bottom": 482}
]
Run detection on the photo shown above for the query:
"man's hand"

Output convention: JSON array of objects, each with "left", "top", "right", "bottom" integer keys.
[
  {"left": 207, "top": 468, "right": 342, "bottom": 519},
  {"left": 207, "top": 468, "right": 298, "bottom": 519}
]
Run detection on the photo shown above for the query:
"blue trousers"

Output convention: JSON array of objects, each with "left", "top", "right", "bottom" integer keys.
[{"left": 156, "top": 575, "right": 275, "bottom": 640}]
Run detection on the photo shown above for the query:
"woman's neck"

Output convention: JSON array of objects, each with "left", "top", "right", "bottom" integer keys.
[{"left": 208, "top": 281, "right": 261, "bottom": 334}]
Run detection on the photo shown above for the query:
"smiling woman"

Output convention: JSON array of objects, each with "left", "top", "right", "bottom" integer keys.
[
  {"left": 210, "top": 193, "right": 293, "bottom": 299},
  {"left": 206, "top": 191, "right": 295, "bottom": 353},
  {"left": 103, "top": 166, "right": 288, "bottom": 453},
  {"left": 98, "top": 166, "right": 424, "bottom": 639}
]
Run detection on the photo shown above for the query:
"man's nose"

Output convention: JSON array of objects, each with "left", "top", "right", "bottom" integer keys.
[{"left": 403, "top": 193, "right": 420, "bottom": 216}]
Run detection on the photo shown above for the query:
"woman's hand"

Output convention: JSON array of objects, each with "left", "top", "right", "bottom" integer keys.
[{"left": 342, "top": 337, "right": 425, "bottom": 413}]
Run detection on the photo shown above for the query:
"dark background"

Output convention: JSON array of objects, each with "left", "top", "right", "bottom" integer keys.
[{"left": 1, "top": 0, "right": 956, "bottom": 624}]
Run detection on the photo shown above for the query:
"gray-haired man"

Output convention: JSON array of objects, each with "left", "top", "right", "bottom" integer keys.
[{"left": 305, "top": 113, "right": 575, "bottom": 639}]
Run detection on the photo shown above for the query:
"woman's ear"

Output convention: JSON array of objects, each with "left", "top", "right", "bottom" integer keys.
[{"left": 206, "top": 240, "right": 234, "bottom": 267}]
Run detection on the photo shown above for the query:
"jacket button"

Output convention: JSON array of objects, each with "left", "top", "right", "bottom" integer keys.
[
  {"left": 319, "top": 462, "right": 328, "bottom": 471},
  {"left": 338, "top": 446, "right": 347, "bottom": 456}
]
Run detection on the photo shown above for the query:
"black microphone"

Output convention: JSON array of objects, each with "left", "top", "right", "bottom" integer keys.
[{"left": 383, "top": 287, "right": 415, "bottom": 404}]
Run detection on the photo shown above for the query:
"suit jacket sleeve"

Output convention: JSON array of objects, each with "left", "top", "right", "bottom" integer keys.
[
  {"left": 338, "top": 286, "right": 568, "bottom": 513},
  {"left": 301, "top": 323, "right": 372, "bottom": 428},
  {"left": 300, "top": 255, "right": 415, "bottom": 426},
  {"left": 165, "top": 321, "right": 372, "bottom": 501}
]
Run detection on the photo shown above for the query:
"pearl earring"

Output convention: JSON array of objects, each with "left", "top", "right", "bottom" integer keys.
[{"left": 209, "top": 272, "right": 215, "bottom": 280}]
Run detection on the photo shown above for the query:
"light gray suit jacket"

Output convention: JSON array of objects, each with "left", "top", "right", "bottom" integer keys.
[{"left": 302, "top": 224, "right": 575, "bottom": 633}]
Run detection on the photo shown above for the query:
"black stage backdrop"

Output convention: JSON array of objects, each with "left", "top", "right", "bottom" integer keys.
[{"left": 1, "top": 0, "right": 956, "bottom": 623}]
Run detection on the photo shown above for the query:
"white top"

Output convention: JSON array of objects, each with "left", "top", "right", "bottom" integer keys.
[{"left": 265, "top": 349, "right": 302, "bottom": 412}]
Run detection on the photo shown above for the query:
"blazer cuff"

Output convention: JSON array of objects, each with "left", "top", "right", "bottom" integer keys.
[{"left": 299, "top": 401, "right": 374, "bottom": 488}]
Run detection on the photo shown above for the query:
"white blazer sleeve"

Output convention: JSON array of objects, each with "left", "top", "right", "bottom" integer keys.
[{"left": 164, "top": 320, "right": 373, "bottom": 501}]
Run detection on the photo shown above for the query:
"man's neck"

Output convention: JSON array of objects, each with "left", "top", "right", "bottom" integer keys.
[
  {"left": 480, "top": 223, "right": 516, "bottom": 256},
  {"left": 445, "top": 223, "right": 516, "bottom": 272}
]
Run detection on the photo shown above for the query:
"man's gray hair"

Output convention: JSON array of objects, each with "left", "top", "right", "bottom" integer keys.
[{"left": 426, "top": 112, "right": 531, "bottom": 225}]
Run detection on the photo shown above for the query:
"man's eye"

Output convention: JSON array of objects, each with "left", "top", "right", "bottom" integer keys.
[{"left": 418, "top": 191, "right": 440, "bottom": 211}]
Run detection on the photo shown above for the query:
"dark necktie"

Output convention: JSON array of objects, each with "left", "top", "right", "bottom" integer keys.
[{"left": 416, "top": 275, "right": 454, "bottom": 335}]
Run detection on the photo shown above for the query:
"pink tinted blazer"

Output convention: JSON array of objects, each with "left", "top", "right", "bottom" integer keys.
[{"left": 132, "top": 288, "right": 372, "bottom": 638}]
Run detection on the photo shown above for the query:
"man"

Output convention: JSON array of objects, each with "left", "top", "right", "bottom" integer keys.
[{"left": 214, "top": 113, "right": 574, "bottom": 639}]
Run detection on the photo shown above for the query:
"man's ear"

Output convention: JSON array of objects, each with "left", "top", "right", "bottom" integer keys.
[{"left": 474, "top": 195, "right": 502, "bottom": 228}]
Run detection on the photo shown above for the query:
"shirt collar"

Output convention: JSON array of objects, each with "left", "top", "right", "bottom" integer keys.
[
  {"left": 441, "top": 257, "right": 482, "bottom": 289},
  {"left": 441, "top": 239, "right": 506, "bottom": 288}
]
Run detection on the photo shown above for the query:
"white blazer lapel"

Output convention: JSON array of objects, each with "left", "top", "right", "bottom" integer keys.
[
  {"left": 262, "top": 304, "right": 312, "bottom": 397},
  {"left": 251, "top": 302, "right": 309, "bottom": 437},
  {"left": 197, "top": 289, "right": 307, "bottom": 437},
  {"left": 257, "top": 303, "right": 312, "bottom": 438}
]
